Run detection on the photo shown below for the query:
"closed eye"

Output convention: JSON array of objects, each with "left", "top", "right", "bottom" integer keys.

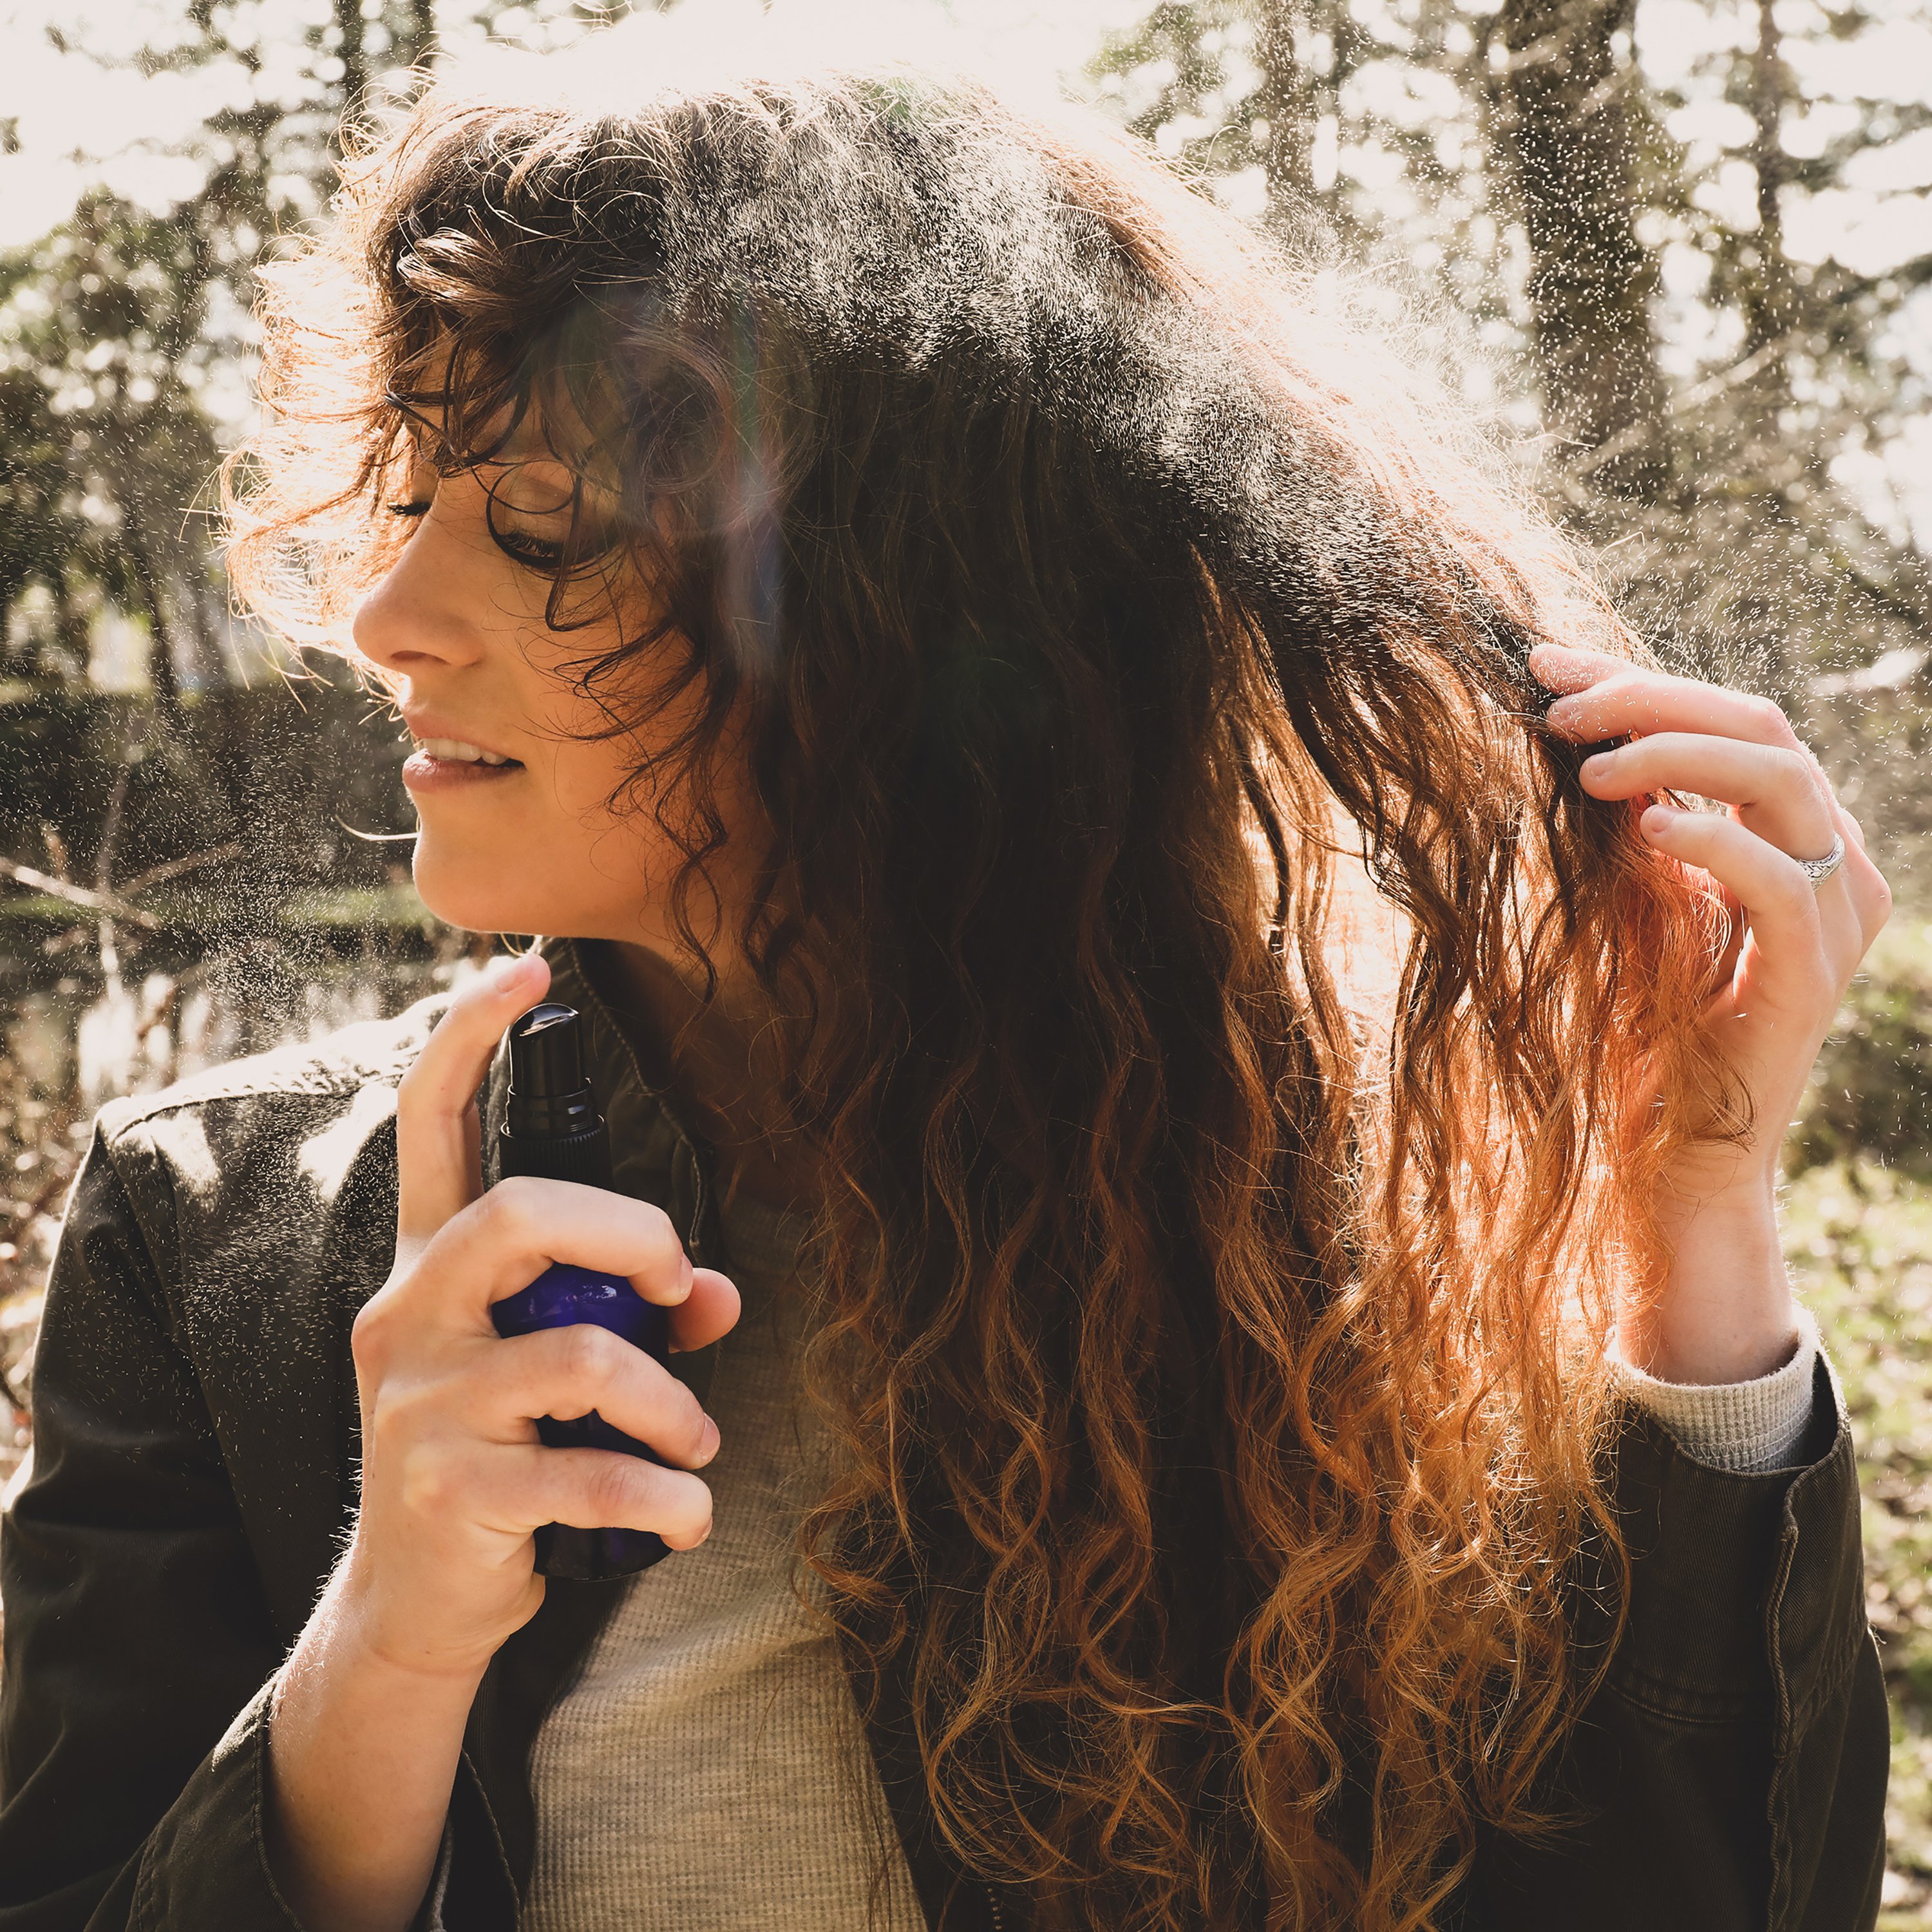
[
  {"left": 493, "top": 527, "right": 568, "bottom": 570},
  {"left": 383, "top": 497, "right": 566, "bottom": 571}
]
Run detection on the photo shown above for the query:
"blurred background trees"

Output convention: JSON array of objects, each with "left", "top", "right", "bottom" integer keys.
[
  {"left": 1094, "top": 0, "right": 1932, "bottom": 723},
  {"left": 8, "top": 0, "right": 1931, "bottom": 814},
  {"left": 2, "top": 0, "right": 1931, "bottom": 1913}
]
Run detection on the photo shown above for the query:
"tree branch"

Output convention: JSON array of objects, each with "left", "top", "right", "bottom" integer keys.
[
  {"left": 117, "top": 841, "right": 243, "bottom": 895},
  {"left": 0, "top": 860, "right": 160, "bottom": 929}
]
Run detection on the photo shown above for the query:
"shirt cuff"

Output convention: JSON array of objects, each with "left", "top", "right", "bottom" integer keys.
[{"left": 1611, "top": 1305, "right": 1821, "bottom": 1473}]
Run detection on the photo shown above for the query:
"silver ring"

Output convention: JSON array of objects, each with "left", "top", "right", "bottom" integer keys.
[{"left": 1794, "top": 831, "right": 1846, "bottom": 889}]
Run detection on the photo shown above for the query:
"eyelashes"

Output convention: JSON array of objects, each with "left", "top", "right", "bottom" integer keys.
[
  {"left": 383, "top": 497, "right": 568, "bottom": 573},
  {"left": 492, "top": 527, "right": 568, "bottom": 570}
]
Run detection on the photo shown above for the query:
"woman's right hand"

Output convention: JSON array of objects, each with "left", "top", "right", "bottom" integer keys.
[{"left": 337, "top": 949, "right": 740, "bottom": 1685}]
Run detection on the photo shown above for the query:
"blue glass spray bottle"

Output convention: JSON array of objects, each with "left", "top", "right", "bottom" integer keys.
[{"left": 488, "top": 1001, "right": 674, "bottom": 1580}]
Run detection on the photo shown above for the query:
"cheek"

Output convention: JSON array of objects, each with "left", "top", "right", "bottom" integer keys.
[
  {"left": 530, "top": 670, "right": 699, "bottom": 871},
  {"left": 533, "top": 734, "right": 688, "bottom": 907},
  {"left": 540, "top": 729, "right": 636, "bottom": 824},
  {"left": 539, "top": 734, "right": 672, "bottom": 876}
]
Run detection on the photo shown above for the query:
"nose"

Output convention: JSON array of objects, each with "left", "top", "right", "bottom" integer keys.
[{"left": 351, "top": 508, "right": 486, "bottom": 679}]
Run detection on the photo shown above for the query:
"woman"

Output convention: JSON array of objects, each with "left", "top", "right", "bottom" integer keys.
[{"left": 0, "top": 30, "right": 1893, "bottom": 1932}]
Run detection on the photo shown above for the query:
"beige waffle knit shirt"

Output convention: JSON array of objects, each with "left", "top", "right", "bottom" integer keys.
[{"left": 518, "top": 1192, "right": 925, "bottom": 1932}]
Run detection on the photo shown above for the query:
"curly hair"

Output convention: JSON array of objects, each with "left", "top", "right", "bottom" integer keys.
[{"left": 227, "top": 39, "right": 1734, "bottom": 1932}]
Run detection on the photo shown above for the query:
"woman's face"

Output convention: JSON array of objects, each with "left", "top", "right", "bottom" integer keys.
[{"left": 352, "top": 422, "right": 753, "bottom": 949}]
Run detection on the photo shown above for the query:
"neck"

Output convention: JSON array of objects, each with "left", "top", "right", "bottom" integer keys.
[{"left": 603, "top": 940, "right": 815, "bottom": 1215}]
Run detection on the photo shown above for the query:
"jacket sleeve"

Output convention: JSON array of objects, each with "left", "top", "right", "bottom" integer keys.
[
  {"left": 0, "top": 1122, "right": 303, "bottom": 1931},
  {"left": 1474, "top": 1354, "right": 1889, "bottom": 1932}
]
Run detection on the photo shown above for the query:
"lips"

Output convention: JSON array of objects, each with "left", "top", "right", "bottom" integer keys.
[{"left": 402, "top": 730, "right": 526, "bottom": 794}]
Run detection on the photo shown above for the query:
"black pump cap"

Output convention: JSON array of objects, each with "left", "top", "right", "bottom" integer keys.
[
  {"left": 510, "top": 1003, "right": 587, "bottom": 1100},
  {"left": 500, "top": 1003, "right": 612, "bottom": 1188}
]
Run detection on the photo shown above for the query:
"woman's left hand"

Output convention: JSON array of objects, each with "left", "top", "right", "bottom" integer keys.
[{"left": 1530, "top": 641, "right": 1892, "bottom": 1383}]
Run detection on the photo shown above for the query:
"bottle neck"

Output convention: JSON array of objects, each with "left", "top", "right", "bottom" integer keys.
[
  {"left": 497, "top": 1115, "right": 614, "bottom": 1191},
  {"left": 506, "top": 1084, "right": 600, "bottom": 1142}
]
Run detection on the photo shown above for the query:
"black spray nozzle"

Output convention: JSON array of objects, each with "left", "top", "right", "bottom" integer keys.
[
  {"left": 501, "top": 1003, "right": 611, "bottom": 1184},
  {"left": 509, "top": 1002, "right": 587, "bottom": 1100}
]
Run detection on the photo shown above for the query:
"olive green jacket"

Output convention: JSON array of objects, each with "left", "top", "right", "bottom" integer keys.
[{"left": 0, "top": 940, "right": 1889, "bottom": 1930}]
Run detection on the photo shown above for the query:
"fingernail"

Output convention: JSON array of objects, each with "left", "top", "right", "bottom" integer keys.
[
  {"left": 486, "top": 952, "right": 536, "bottom": 989},
  {"left": 1642, "top": 804, "right": 1679, "bottom": 833},
  {"left": 694, "top": 1417, "right": 720, "bottom": 1466},
  {"left": 1582, "top": 751, "right": 1614, "bottom": 777}
]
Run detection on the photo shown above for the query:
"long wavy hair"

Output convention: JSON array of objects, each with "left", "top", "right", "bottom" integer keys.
[{"left": 228, "top": 37, "right": 1734, "bottom": 1932}]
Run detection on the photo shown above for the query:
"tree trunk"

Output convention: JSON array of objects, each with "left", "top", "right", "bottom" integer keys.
[
  {"left": 401, "top": 0, "right": 436, "bottom": 70},
  {"left": 122, "top": 523, "right": 182, "bottom": 714},
  {"left": 1747, "top": 0, "right": 1795, "bottom": 352},
  {"left": 51, "top": 565, "right": 88, "bottom": 674},
  {"left": 161, "top": 574, "right": 224, "bottom": 697},
  {"left": 1256, "top": 0, "right": 1314, "bottom": 211},
  {"left": 335, "top": 0, "right": 367, "bottom": 122},
  {"left": 1729, "top": 0, "right": 1804, "bottom": 705},
  {"left": 1489, "top": 0, "right": 1669, "bottom": 497}
]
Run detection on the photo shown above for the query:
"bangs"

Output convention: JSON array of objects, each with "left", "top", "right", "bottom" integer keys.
[
  {"left": 271, "top": 133, "right": 782, "bottom": 657},
  {"left": 373, "top": 325, "right": 631, "bottom": 623}
]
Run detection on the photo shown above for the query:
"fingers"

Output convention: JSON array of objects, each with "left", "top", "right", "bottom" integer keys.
[
  {"left": 1638, "top": 803, "right": 1885, "bottom": 990},
  {"left": 495, "top": 1444, "right": 715, "bottom": 1549},
  {"left": 377, "top": 1177, "right": 697, "bottom": 1337},
  {"left": 476, "top": 1323, "right": 721, "bottom": 1469},
  {"left": 1622, "top": 774, "right": 1886, "bottom": 955},
  {"left": 1526, "top": 641, "right": 1627, "bottom": 697},
  {"left": 1531, "top": 643, "right": 1894, "bottom": 952},
  {"left": 1833, "top": 821, "right": 1895, "bottom": 951},
  {"left": 670, "top": 1268, "right": 742, "bottom": 1355},
  {"left": 396, "top": 952, "right": 551, "bottom": 1247},
  {"left": 1535, "top": 648, "right": 1806, "bottom": 755},
  {"left": 395, "top": 1436, "right": 715, "bottom": 1551},
  {"left": 1636, "top": 805, "right": 1832, "bottom": 982},
  {"left": 1578, "top": 734, "right": 1835, "bottom": 858},
  {"left": 361, "top": 1320, "right": 722, "bottom": 1563}
]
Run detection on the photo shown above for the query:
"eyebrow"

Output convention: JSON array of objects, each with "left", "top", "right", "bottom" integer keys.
[
  {"left": 394, "top": 406, "right": 573, "bottom": 480},
  {"left": 382, "top": 406, "right": 460, "bottom": 471}
]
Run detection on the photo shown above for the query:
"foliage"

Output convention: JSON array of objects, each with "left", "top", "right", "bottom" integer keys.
[
  {"left": 1784, "top": 1160, "right": 1932, "bottom": 1922},
  {"left": 0, "top": 0, "right": 668, "bottom": 694},
  {"left": 0, "top": 195, "right": 232, "bottom": 697},
  {"left": 1794, "top": 918, "right": 1932, "bottom": 1179}
]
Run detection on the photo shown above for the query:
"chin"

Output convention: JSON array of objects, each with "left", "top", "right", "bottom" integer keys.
[{"left": 412, "top": 845, "right": 545, "bottom": 937}]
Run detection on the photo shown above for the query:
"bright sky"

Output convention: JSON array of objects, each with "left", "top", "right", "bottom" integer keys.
[{"left": 0, "top": 0, "right": 1146, "bottom": 251}]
